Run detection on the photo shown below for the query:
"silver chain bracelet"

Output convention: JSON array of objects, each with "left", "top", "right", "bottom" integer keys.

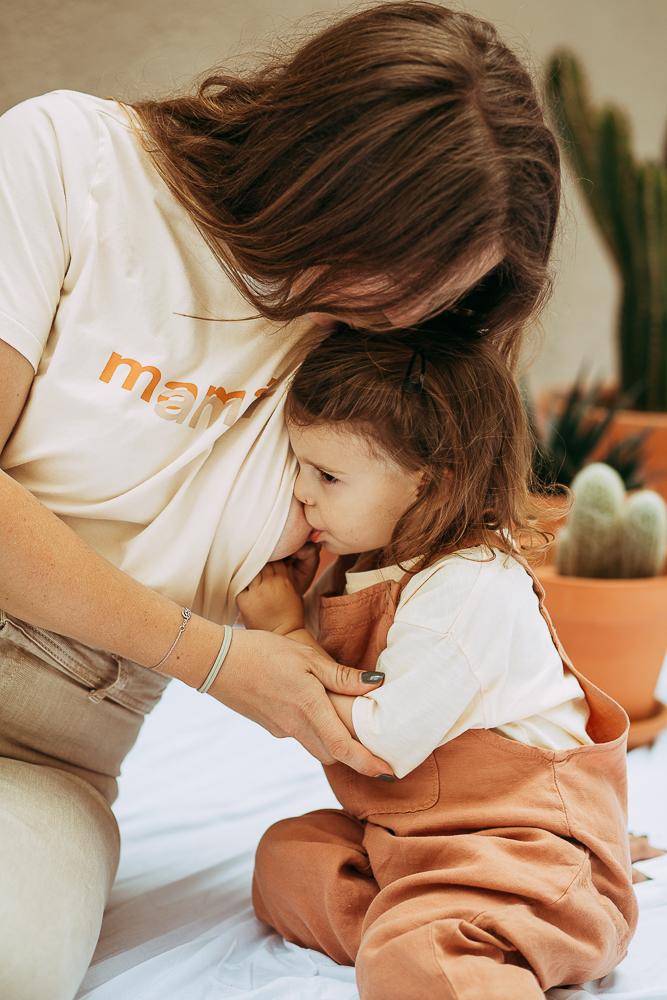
[{"left": 152, "top": 607, "right": 192, "bottom": 669}]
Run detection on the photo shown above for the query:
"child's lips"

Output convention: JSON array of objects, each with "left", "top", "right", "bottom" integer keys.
[{"left": 309, "top": 529, "right": 322, "bottom": 542}]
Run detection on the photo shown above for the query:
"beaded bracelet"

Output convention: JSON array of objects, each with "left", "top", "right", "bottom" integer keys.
[{"left": 198, "top": 625, "right": 234, "bottom": 694}]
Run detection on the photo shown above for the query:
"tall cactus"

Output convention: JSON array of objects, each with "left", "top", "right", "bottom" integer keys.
[
  {"left": 619, "top": 490, "right": 667, "bottom": 578},
  {"left": 556, "top": 463, "right": 667, "bottom": 578},
  {"left": 556, "top": 463, "right": 626, "bottom": 577},
  {"left": 546, "top": 51, "right": 667, "bottom": 412}
]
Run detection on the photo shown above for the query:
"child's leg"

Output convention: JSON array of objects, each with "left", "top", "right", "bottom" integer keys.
[
  {"left": 252, "top": 808, "right": 379, "bottom": 964},
  {"left": 355, "top": 850, "right": 625, "bottom": 1000},
  {"left": 356, "top": 881, "right": 544, "bottom": 1000}
]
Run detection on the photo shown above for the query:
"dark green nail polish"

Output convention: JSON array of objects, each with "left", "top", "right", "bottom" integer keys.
[
  {"left": 377, "top": 773, "right": 396, "bottom": 782},
  {"left": 361, "top": 671, "right": 385, "bottom": 684}
]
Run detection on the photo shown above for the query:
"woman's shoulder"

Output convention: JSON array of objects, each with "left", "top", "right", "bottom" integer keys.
[
  {"left": 0, "top": 90, "right": 131, "bottom": 179},
  {"left": 1, "top": 90, "right": 124, "bottom": 135},
  {"left": 0, "top": 91, "right": 140, "bottom": 251}
]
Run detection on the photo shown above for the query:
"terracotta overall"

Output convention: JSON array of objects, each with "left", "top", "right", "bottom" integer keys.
[{"left": 253, "top": 556, "right": 637, "bottom": 1000}]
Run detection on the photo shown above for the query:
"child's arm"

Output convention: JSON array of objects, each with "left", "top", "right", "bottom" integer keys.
[{"left": 237, "top": 561, "right": 358, "bottom": 737}]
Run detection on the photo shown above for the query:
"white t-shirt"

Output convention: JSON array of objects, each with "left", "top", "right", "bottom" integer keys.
[
  {"left": 0, "top": 90, "right": 313, "bottom": 624},
  {"left": 311, "top": 548, "right": 593, "bottom": 778}
]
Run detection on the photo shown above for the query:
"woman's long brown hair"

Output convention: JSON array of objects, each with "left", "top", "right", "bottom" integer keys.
[
  {"left": 130, "top": 1, "right": 560, "bottom": 364},
  {"left": 286, "top": 320, "right": 555, "bottom": 572}
]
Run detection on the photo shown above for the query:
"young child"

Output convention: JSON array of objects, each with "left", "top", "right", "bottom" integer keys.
[{"left": 237, "top": 322, "right": 637, "bottom": 1000}]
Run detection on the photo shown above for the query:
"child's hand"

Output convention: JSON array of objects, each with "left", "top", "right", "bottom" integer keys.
[
  {"left": 237, "top": 561, "right": 305, "bottom": 634},
  {"left": 282, "top": 540, "right": 321, "bottom": 595}
]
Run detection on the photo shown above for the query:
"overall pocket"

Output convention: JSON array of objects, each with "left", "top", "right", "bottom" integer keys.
[{"left": 323, "top": 753, "right": 440, "bottom": 821}]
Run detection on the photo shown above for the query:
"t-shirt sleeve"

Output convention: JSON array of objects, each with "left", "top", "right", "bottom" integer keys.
[
  {"left": 351, "top": 622, "right": 482, "bottom": 779},
  {"left": 350, "top": 558, "right": 489, "bottom": 779},
  {"left": 0, "top": 92, "right": 96, "bottom": 371}
]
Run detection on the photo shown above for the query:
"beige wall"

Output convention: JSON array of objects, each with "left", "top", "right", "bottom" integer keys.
[{"left": 3, "top": 0, "right": 666, "bottom": 394}]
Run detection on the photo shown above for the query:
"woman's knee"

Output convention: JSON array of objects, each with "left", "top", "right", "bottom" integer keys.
[
  {"left": 0, "top": 953, "right": 85, "bottom": 1000},
  {"left": 0, "top": 759, "right": 120, "bottom": 1000}
]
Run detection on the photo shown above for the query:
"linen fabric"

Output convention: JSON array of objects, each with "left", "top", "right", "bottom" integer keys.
[
  {"left": 0, "top": 607, "right": 169, "bottom": 1000},
  {"left": 253, "top": 555, "right": 638, "bottom": 999},
  {"left": 308, "top": 548, "right": 592, "bottom": 778}
]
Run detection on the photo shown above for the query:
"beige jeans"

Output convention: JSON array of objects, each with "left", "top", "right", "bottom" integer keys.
[{"left": 0, "top": 608, "right": 170, "bottom": 1000}]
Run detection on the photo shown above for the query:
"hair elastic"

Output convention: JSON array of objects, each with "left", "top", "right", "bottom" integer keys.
[
  {"left": 402, "top": 346, "right": 427, "bottom": 393},
  {"left": 198, "top": 625, "right": 234, "bottom": 694}
]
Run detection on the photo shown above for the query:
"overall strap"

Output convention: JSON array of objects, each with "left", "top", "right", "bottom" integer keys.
[
  {"left": 507, "top": 548, "right": 573, "bottom": 667},
  {"left": 508, "top": 547, "right": 629, "bottom": 743}
]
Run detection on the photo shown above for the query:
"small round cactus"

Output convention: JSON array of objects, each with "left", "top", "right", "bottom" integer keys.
[
  {"left": 619, "top": 491, "right": 667, "bottom": 578},
  {"left": 556, "top": 463, "right": 667, "bottom": 578}
]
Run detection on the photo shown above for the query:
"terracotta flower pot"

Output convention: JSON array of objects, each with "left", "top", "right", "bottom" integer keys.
[
  {"left": 592, "top": 407, "right": 667, "bottom": 501},
  {"left": 536, "top": 563, "right": 667, "bottom": 748}
]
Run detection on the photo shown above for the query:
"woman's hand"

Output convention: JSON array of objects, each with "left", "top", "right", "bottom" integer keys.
[{"left": 208, "top": 627, "right": 391, "bottom": 777}]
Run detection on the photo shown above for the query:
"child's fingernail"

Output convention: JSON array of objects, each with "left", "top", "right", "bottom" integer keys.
[
  {"left": 361, "top": 671, "right": 385, "bottom": 684},
  {"left": 377, "top": 774, "right": 396, "bottom": 782}
]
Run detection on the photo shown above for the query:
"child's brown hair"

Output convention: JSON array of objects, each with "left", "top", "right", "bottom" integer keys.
[
  {"left": 286, "top": 318, "right": 548, "bottom": 571},
  {"left": 130, "top": 1, "right": 559, "bottom": 365}
]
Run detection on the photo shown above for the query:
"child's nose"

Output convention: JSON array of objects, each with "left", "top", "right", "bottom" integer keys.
[{"left": 294, "top": 471, "right": 314, "bottom": 506}]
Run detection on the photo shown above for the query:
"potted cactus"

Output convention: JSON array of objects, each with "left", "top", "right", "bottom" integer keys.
[
  {"left": 526, "top": 375, "right": 650, "bottom": 490},
  {"left": 524, "top": 376, "right": 650, "bottom": 553},
  {"left": 537, "top": 464, "right": 667, "bottom": 749},
  {"left": 545, "top": 51, "right": 667, "bottom": 498}
]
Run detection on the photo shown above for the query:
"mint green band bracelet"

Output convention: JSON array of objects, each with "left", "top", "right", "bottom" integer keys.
[{"left": 198, "top": 625, "right": 234, "bottom": 694}]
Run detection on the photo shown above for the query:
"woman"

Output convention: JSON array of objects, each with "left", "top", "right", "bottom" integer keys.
[{"left": 0, "top": 3, "right": 559, "bottom": 997}]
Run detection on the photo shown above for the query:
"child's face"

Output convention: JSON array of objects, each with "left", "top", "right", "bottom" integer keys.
[{"left": 287, "top": 421, "right": 423, "bottom": 557}]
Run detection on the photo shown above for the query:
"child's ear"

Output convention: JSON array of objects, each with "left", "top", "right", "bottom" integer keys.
[
  {"left": 416, "top": 467, "right": 450, "bottom": 498},
  {"left": 415, "top": 468, "right": 430, "bottom": 498}
]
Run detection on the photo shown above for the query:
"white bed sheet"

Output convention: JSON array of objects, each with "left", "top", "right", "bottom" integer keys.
[{"left": 76, "top": 662, "right": 667, "bottom": 1000}]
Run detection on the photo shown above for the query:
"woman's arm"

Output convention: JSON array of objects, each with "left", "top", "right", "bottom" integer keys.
[
  {"left": 0, "top": 340, "right": 223, "bottom": 679},
  {"left": 280, "top": 626, "right": 358, "bottom": 739},
  {"left": 237, "top": 559, "right": 367, "bottom": 740},
  {"left": 0, "top": 341, "right": 388, "bottom": 776}
]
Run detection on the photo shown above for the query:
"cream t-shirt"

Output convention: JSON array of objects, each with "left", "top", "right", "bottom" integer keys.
[
  {"left": 311, "top": 548, "right": 593, "bottom": 778},
  {"left": 0, "top": 90, "right": 312, "bottom": 624}
]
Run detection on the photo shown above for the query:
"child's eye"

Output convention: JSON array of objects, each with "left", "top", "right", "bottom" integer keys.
[{"left": 317, "top": 469, "right": 339, "bottom": 485}]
